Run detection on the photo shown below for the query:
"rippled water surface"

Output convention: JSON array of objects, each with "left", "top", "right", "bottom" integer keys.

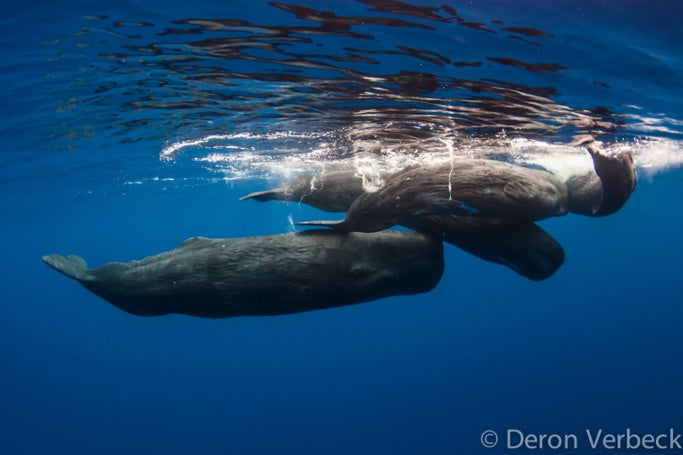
[
  {"left": 4, "top": 0, "right": 682, "bottom": 189},
  {"left": 2, "top": 1, "right": 682, "bottom": 454}
]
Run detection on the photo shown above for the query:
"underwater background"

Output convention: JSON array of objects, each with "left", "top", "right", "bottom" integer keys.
[{"left": 1, "top": 0, "right": 682, "bottom": 453}]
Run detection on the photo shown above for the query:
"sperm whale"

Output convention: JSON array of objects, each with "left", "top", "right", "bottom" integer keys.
[
  {"left": 43, "top": 230, "right": 445, "bottom": 318},
  {"left": 297, "top": 159, "right": 570, "bottom": 232}
]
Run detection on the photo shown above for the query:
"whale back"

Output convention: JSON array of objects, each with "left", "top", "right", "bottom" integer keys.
[{"left": 43, "top": 231, "right": 444, "bottom": 318}]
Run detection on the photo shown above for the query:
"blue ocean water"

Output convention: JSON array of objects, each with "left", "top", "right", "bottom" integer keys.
[{"left": 1, "top": 1, "right": 682, "bottom": 454}]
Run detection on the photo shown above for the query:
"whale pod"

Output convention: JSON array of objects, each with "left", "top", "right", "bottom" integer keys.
[
  {"left": 243, "top": 167, "right": 565, "bottom": 280},
  {"left": 43, "top": 230, "right": 444, "bottom": 318},
  {"left": 243, "top": 144, "right": 636, "bottom": 220},
  {"left": 298, "top": 160, "right": 570, "bottom": 232}
]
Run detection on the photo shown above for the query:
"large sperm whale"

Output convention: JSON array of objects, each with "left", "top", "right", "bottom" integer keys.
[
  {"left": 42, "top": 230, "right": 444, "bottom": 318},
  {"left": 293, "top": 140, "right": 636, "bottom": 230},
  {"left": 296, "top": 159, "right": 570, "bottom": 232},
  {"left": 241, "top": 139, "right": 635, "bottom": 218}
]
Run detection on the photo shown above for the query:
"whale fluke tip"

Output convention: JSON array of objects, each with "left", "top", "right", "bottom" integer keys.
[{"left": 42, "top": 254, "right": 89, "bottom": 281}]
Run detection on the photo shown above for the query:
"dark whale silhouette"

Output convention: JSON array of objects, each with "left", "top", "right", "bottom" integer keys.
[
  {"left": 42, "top": 230, "right": 444, "bottom": 318},
  {"left": 297, "top": 159, "right": 570, "bottom": 232},
  {"left": 243, "top": 167, "right": 565, "bottom": 280},
  {"left": 402, "top": 216, "right": 564, "bottom": 281}
]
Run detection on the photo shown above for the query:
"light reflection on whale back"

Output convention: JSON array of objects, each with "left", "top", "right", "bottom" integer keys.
[{"left": 157, "top": 133, "right": 680, "bottom": 188}]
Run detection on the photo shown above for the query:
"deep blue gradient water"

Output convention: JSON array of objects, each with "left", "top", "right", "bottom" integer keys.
[{"left": 2, "top": 1, "right": 683, "bottom": 454}]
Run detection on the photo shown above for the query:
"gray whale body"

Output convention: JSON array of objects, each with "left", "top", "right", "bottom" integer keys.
[
  {"left": 244, "top": 142, "right": 636, "bottom": 221},
  {"left": 42, "top": 230, "right": 444, "bottom": 318},
  {"left": 298, "top": 159, "right": 570, "bottom": 232}
]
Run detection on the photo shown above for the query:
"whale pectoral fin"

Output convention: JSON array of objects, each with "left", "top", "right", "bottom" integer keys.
[
  {"left": 503, "top": 180, "right": 537, "bottom": 202},
  {"left": 239, "top": 188, "right": 280, "bottom": 202},
  {"left": 42, "top": 254, "right": 90, "bottom": 281}
]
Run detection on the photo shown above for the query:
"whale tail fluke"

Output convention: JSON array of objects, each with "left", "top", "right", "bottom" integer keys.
[
  {"left": 42, "top": 254, "right": 90, "bottom": 282},
  {"left": 239, "top": 189, "right": 279, "bottom": 202}
]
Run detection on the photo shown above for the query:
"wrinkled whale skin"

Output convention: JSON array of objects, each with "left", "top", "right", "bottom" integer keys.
[
  {"left": 299, "top": 160, "right": 570, "bottom": 232},
  {"left": 43, "top": 230, "right": 444, "bottom": 318}
]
